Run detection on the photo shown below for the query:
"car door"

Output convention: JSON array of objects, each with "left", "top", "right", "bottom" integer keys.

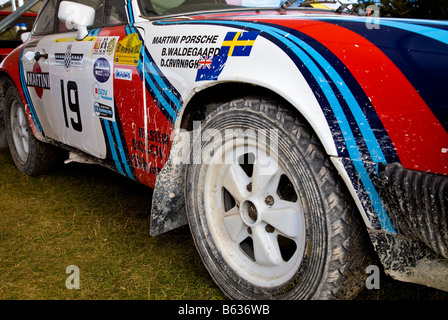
[
  {"left": 22, "top": 0, "right": 165, "bottom": 184},
  {"left": 22, "top": 0, "right": 117, "bottom": 159},
  {"left": 48, "top": 0, "right": 111, "bottom": 158}
]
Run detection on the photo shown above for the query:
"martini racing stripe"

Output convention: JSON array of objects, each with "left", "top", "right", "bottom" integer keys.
[
  {"left": 101, "top": 116, "right": 135, "bottom": 180},
  {"left": 89, "top": 27, "right": 135, "bottom": 180},
  {"left": 19, "top": 48, "right": 43, "bottom": 134},
  {"left": 125, "top": 0, "right": 135, "bottom": 24},
  {"left": 320, "top": 19, "right": 448, "bottom": 133},
  {"left": 316, "top": 16, "right": 448, "bottom": 46},
  {"left": 263, "top": 22, "right": 399, "bottom": 164},
  {"left": 102, "top": 118, "right": 126, "bottom": 176},
  {"left": 292, "top": 19, "right": 448, "bottom": 175},
  {"left": 125, "top": 25, "right": 183, "bottom": 125}
]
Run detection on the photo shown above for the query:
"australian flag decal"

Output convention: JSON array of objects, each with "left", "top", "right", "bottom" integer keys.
[{"left": 196, "top": 31, "right": 260, "bottom": 82}]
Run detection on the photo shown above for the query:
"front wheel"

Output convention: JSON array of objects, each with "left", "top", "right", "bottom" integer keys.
[{"left": 185, "top": 97, "right": 370, "bottom": 299}]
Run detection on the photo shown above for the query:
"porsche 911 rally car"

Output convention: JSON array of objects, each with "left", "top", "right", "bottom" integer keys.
[{"left": 0, "top": 0, "right": 447, "bottom": 299}]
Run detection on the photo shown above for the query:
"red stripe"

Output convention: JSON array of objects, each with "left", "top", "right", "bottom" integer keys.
[{"left": 262, "top": 19, "right": 448, "bottom": 175}]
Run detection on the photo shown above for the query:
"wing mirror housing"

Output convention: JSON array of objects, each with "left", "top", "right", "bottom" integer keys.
[
  {"left": 58, "top": 1, "right": 95, "bottom": 40},
  {"left": 21, "top": 32, "right": 31, "bottom": 43}
]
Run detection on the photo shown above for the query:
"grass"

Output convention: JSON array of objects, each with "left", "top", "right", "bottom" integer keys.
[
  {"left": 0, "top": 147, "right": 447, "bottom": 300},
  {"left": 0, "top": 148, "right": 224, "bottom": 300}
]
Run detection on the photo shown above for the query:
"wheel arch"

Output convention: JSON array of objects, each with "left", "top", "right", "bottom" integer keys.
[
  {"left": 179, "top": 81, "right": 336, "bottom": 156},
  {"left": 0, "top": 70, "right": 45, "bottom": 143}
]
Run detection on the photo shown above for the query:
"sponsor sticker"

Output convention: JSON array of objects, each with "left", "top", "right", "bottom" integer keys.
[
  {"left": 26, "top": 62, "right": 50, "bottom": 99},
  {"left": 92, "top": 37, "right": 118, "bottom": 56},
  {"left": 114, "top": 68, "right": 132, "bottom": 81},
  {"left": 93, "top": 58, "right": 111, "bottom": 83},
  {"left": 115, "top": 33, "right": 142, "bottom": 66},
  {"left": 93, "top": 82, "right": 112, "bottom": 101},
  {"left": 94, "top": 102, "right": 113, "bottom": 119},
  {"left": 54, "top": 44, "right": 84, "bottom": 71}
]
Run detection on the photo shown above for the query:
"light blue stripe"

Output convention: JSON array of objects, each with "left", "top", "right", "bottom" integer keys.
[
  {"left": 126, "top": 0, "right": 135, "bottom": 24},
  {"left": 19, "top": 49, "right": 42, "bottom": 133},
  {"left": 126, "top": 25, "right": 179, "bottom": 120},
  {"left": 270, "top": 28, "right": 386, "bottom": 163},
  {"left": 352, "top": 160, "right": 396, "bottom": 232},
  {"left": 145, "top": 56, "right": 182, "bottom": 113},
  {"left": 88, "top": 28, "right": 101, "bottom": 37},
  {"left": 103, "top": 120, "right": 125, "bottom": 176},
  {"left": 112, "top": 120, "right": 135, "bottom": 180},
  {"left": 141, "top": 54, "right": 178, "bottom": 120}
]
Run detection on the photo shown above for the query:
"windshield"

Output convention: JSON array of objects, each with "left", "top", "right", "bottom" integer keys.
[{"left": 139, "top": 0, "right": 322, "bottom": 16}]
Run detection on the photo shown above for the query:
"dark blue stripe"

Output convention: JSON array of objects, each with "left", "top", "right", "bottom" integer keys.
[
  {"left": 19, "top": 48, "right": 42, "bottom": 133},
  {"left": 319, "top": 18, "right": 448, "bottom": 133},
  {"left": 263, "top": 23, "right": 400, "bottom": 164},
  {"left": 102, "top": 118, "right": 126, "bottom": 176},
  {"left": 125, "top": 25, "right": 182, "bottom": 125},
  {"left": 126, "top": 0, "right": 135, "bottom": 24}
]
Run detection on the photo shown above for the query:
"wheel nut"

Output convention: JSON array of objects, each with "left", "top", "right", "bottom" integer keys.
[
  {"left": 265, "top": 195, "right": 274, "bottom": 206},
  {"left": 265, "top": 224, "right": 275, "bottom": 233}
]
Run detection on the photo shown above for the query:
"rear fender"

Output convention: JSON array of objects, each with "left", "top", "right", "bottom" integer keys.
[{"left": 0, "top": 45, "right": 45, "bottom": 143}]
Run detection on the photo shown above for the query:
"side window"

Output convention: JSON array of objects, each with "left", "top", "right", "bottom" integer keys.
[
  {"left": 105, "top": 0, "right": 128, "bottom": 26},
  {"left": 33, "top": 0, "right": 58, "bottom": 35},
  {"left": 55, "top": 0, "right": 127, "bottom": 32}
]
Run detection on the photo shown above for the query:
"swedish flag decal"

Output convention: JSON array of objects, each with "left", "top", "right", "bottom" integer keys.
[
  {"left": 222, "top": 31, "right": 259, "bottom": 56},
  {"left": 196, "top": 31, "right": 260, "bottom": 82}
]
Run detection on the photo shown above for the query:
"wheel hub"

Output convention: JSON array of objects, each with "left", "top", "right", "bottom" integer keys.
[{"left": 241, "top": 199, "right": 259, "bottom": 225}]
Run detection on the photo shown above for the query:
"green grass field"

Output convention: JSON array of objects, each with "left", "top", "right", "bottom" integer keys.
[{"left": 0, "top": 148, "right": 447, "bottom": 300}]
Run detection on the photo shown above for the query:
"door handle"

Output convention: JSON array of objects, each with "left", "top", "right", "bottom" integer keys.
[{"left": 34, "top": 51, "right": 48, "bottom": 61}]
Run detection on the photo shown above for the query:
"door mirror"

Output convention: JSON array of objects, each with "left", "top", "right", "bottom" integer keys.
[
  {"left": 21, "top": 32, "right": 31, "bottom": 43},
  {"left": 58, "top": 1, "right": 95, "bottom": 40}
]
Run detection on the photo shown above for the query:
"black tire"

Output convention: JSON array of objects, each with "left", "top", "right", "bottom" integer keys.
[
  {"left": 0, "top": 107, "right": 7, "bottom": 149},
  {"left": 185, "top": 97, "right": 371, "bottom": 299},
  {"left": 4, "top": 84, "right": 65, "bottom": 176}
]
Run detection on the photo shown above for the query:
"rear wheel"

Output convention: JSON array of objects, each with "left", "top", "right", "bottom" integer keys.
[
  {"left": 4, "top": 84, "right": 65, "bottom": 176},
  {"left": 185, "top": 97, "right": 370, "bottom": 299}
]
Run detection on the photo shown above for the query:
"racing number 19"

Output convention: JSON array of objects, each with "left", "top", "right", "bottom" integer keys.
[{"left": 60, "top": 79, "right": 82, "bottom": 132}]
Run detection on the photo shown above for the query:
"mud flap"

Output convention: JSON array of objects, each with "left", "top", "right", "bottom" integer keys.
[
  {"left": 369, "top": 230, "right": 448, "bottom": 292},
  {"left": 149, "top": 132, "right": 189, "bottom": 236},
  {"left": 378, "top": 163, "right": 448, "bottom": 259},
  {"left": 149, "top": 158, "right": 188, "bottom": 236}
]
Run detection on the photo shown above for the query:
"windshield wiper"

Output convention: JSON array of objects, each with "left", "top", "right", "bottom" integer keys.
[{"left": 279, "top": 0, "right": 299, "bottom": 12}]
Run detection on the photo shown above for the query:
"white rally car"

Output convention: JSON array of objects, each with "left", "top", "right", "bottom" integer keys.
[{"left": 1, "top": 0, "right": 447, "bottom": 299}]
